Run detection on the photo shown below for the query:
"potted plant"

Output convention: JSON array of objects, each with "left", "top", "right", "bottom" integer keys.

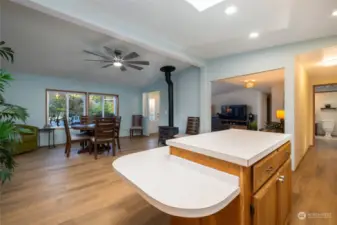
[{"left": 0, "top": 41, "right": 29, "bottom": 184}]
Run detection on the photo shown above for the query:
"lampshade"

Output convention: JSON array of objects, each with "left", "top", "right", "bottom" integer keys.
[{"left": 276, "top": 110, "right": 285, "bottom": 119}]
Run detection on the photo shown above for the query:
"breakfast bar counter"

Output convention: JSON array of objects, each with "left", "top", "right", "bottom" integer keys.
[{"left": 113, "top": 130, "right": 292, "bottom": 225}]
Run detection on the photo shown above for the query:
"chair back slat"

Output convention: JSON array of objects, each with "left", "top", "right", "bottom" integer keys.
[
  {"left": 115, "top": 116, "right": 121, "bottom": 133},
  {"left": 132, "top": 115, "right": 143, "bottom": 127},
  {"left": 186, "top": 117, "right": 200, "bottom": 135},
  {"left": 94, "top": 117, "right": 116, "bottom": 142},
  {"left": 63, "top": 117, "right": 71, "bottom": 143},
  {"left": 80, "top": 116, "right": 89, "bottom": 124}
]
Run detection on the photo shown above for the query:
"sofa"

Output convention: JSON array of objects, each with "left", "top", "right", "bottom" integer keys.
[{"left": 14, "top": 124, "right": 38, "bottom": 155}]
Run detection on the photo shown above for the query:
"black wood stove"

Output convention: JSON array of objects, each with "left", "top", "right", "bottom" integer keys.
[{"left": 158, "top": 66, "right": 179, "bottom": 146}]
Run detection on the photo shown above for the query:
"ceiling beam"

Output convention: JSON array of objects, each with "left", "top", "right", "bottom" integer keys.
[{"left": 11, "top": 0, "right": 205, "bottom": 67}]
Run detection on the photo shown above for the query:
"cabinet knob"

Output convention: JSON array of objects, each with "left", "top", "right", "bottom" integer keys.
[
  {"left": 266, "top": 166, "right": 273, "bottom": 172},
  {"left": 278, "top": 175, "right": 285, "bottom": 183}
]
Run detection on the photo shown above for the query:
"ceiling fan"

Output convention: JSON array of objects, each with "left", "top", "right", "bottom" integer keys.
[{"left": 83, "top": 47, "right": 150, "bottom": 71}]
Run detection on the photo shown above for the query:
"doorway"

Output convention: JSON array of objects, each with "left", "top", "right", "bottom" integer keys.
[
  {"left": 313, "top": 84, "right": 337, "bottom": 142},
  {"left": 142, "top": 91, "right": 160, "bottom": 135}
]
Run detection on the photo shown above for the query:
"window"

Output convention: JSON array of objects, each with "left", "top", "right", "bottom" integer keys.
[
  {"left": 46, "top": 89, "right": 119, "bottom": 128},
  {"left": 88, "top": 93, "right": 118, "bottom": 118}
]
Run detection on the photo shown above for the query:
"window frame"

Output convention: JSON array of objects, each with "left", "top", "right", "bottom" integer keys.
[
  {"left": 45, "top": 89, "right": 119, "bottom": 128},
  {"left": 87, "top": 92, "right": 119, "bottom": 117}
]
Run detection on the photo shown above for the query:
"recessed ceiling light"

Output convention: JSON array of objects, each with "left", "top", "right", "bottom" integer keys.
[
  {"left": 225, "top": 6, "right": 237, "bottom": 15},
  {"left": 249, "top": 32, "right": 260, "bottom": 39},
  {"left": 184, "top": 0, "right": 225, "bottom": 12},
  {"left": 332, "top": 10, "right": 337, "bottom": 17},
  {"left": 320, "top": 58, "right": 337, "bottom": 67},
  {"left": 113, "top": 62, "right": 122, "bottom": 67}
]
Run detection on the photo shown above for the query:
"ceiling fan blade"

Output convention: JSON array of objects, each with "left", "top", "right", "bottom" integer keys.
[
  {"left": 103, "top": 46, "right": 116, "bottom": 57},
  {"left": 85, "top": 59, "right": 113, "bottom": 62},
  {"left": 102, "top": 64, "right": 114, "bottom": 68},
  {"left": 123, "top": 52, "right": 139, "bottom": 60},
  {"left": 83, "top": 50, "right": 110, "bottom": 60},
  {"left": 124, "top": 61, "right": 150, "bottom": 65},
  {"left": 124, "top": 64, "right": 143, "bottom": 70},
  {"left": 120, "top": 66, "right": 127, "bottom": 72}
]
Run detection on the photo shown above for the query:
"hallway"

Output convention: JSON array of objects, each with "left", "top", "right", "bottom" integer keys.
[{"left": 290, "top": 139, "right": 337, "bottom": 225}]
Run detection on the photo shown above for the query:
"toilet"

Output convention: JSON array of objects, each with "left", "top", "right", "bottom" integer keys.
[{"left": 322, "top": 120, "right": 335, "bottom": 138}]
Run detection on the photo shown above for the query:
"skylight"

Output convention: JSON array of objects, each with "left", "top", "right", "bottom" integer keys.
[{"left": 184, "top": 0, "right": 225, "bottom": 12}]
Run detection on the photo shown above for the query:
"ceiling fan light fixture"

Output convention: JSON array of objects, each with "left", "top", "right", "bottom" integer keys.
[{"left": 113, "top": 62, "right": 123, "bottom": 67}]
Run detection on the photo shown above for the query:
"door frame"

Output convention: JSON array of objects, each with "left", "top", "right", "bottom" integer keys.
[{"left": 312, "top": 83, "right": 337, "bottom": 146}]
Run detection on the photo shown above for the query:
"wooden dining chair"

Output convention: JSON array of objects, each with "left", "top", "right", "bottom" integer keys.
[
  {"left": 91, "top": 117, "right": 116, "bottom": 159},
  {"left": 115, "top": 116, "right": 122, "bottom": 150},
  {"left": 79, "top": 115, "right": 91, "bottom": 148},
  {"left": 130, "top": 115, "right": 143, "bottom": 139},
  {"left": 80, "top": 115, "right": 90, "bottom": 124},
  {"left": 63, "top": 117, "right": 92, "bottom": 158},
  {"left": 174, "top": 117, "right": 200, "bottom": 138}
]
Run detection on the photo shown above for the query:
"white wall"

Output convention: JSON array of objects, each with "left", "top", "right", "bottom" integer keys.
[
  {"left": 294, "top": 62, "right": 310, "bottom": 168},
  {"left": 271, "top": 82, "right": 284, "bottom": 121},
  {"left": 4, "top": 73, "right": 142, "bottom": 146},
  {"left": 212, "top": 89, "right": 260, "bottom": 115},
  {"left": 315, "top": 92, "right": 337, "bottom": 136},
  {"left": 202, "top": 36, "right": 337, "bottom": 171},
  {"left": 257, "top": 92, "right": 268, "bottom": 130}
]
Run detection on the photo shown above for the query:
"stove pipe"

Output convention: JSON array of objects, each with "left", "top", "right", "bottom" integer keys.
[{"left": 160, "top": 66, "right": 176, "bottom": 127}]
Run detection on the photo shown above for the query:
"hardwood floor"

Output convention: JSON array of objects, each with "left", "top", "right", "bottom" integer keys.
[
  {"left": 290, "top": 139, "right": 337, "bottom": 225},
  {"left": 1, "top": 136, "right": 336, "bottom": 225}
]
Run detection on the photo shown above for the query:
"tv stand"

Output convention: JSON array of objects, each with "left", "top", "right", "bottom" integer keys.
[{"left": 220, "top": 119, "right": 248, "bottom": 130}]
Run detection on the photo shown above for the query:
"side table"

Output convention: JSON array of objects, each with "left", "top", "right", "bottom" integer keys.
[{"left": 38, "top": 128, "right": 56, "bottom": 149}]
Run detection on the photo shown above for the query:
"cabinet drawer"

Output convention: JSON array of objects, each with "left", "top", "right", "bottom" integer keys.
[
  {"left": 252, "top": 142, "right": 291, "bottom": 193},
  {"left": 274, "top": 142, "right": 291, "bottom": 169},
  {"left": 253, "top": 151, "right": 278, "bottom": 193}
]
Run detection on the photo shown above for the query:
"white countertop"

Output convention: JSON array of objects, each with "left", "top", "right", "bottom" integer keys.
[
  {"left": 113, "top": 147, "right": 240, "bottom": 218},
  {"left": 166, "top": 129, "right": 291, "bottom": 167}
]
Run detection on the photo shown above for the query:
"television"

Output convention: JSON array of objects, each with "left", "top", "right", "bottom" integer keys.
[{"left": 219, "top": 105, "right": 247, "bottom": 121}]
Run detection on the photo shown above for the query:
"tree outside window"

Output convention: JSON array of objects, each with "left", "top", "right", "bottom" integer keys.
[
  {"left": 88, "top": 94, "right": 117, "bottom": 118},
  {"left": 47, "top": 91, "right": 86, "bottom": 127},
  {"left": 46, "top": 90, "right": 118, "bottom": 127}
]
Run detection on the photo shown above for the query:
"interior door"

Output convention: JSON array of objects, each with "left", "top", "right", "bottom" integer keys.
[
  {"left": 253, "top": 173, "right": 278, "bottom": 225},
  {"left": 277, "top": 159, "right": 292, "bottom": 225},
  {"left": 148, "top": 91, "right": 160, "bottom": 134}
]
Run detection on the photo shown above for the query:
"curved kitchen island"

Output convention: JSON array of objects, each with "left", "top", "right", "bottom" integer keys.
[{"left": 113, "top": 129, "right": 292, "bottom": 225}]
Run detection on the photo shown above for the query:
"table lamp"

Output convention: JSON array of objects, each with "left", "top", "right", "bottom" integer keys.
[{"left": 276, "top": 110, "right": 285, "bottom": 132}]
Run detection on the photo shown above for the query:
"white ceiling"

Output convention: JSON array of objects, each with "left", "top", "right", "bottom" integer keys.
[
  {"left": 11, "top": 0, "right": 337, "bottom": 62},
  {"left": 1, "top": 1, "right": 191, "bottom": 87},
  {"left": 212, "top": 69, "right": 284, "bottom": 95}
]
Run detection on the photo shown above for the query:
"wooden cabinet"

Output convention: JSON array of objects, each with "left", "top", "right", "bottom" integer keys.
[
  {"left": 277, "top": 159, "right": 291, "bottom": 225},
  {"left": 170, "top": 142, "right": 291, "bottom": 225},
  {"left": 253, "top": 173, "right": 278, "bottom": 225},
  {"left": 253, "top": 158, "right": 291, "bottom": 225}
]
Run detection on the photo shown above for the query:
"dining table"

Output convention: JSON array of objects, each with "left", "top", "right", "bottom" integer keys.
[
  {"left": 71, "top": 123, "right": 96, "bottom": 131},
  {"left": 71, "top": 123, "right": 120, "bottom": 154},
  {"left": 71, "top": 123, "right": 95, "bottom": 154}
]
